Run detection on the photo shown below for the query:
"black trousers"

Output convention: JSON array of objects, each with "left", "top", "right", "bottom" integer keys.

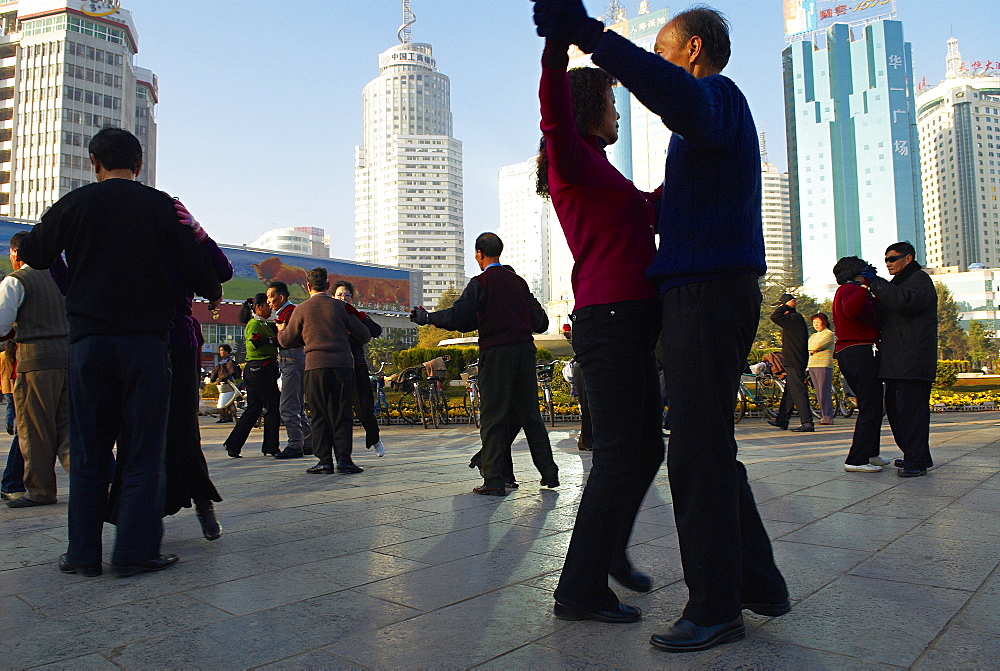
[
  {"left": 350, "top": 364, "right": 380, "bottom": 448},
  {"left": 577, "top": 375, "right": 593, "bottom": 450},
  {"left": 836, "top": 345, "right": 885, "bottom": 465},
  {"left": 884, "top": 378, "right": 933, "bottom": 469},
  {"left": 67, "top": 335, "right": 169, "bottom": 565},
  {"left": 224, "top": 359, "right": 280, "bottom": 455},
  {"left": 776, "top": 366, "right": 811, "bottom": 426},
  {"left": 554, "top": 299, "right": 664, "bottom": 611},
  {"left": 305, "top": 367, "right": 354, "bottom": 467},
  {"left": 477, "top": 342, "right": 558, "bottom": 490},
  {"left": 661, "top": 274, "right": 787, "bottom": 625}
]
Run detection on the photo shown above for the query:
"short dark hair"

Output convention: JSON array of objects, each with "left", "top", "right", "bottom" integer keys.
[
  {"left": 239, "top": 293, "right": 268, "bottom": 324},
  {"left": 88, "top": 127, "right": 142, "bottom": 172},
  {"left": 833, "top": 256, "right": 868, "bottom": 285},
  {"left": 267, "top": 281, "right": 289, "bottom": 298},
  {"left": 670, "top": 6, "right": 731, "bottom": 71},
  {"left": 333, "top": 280, "right": 355, "bottom": 295},
  {"left": 885, "top": 241, "right": 916, "bottom": 258},
  {"left": 219, "top": 344, "right": 232, "bottom": 354},
  {"left": 8, "top": 231, "right": 27, "bottom": 253},
  {"left": 307, "top": 267, "right": 329, "bottom": 292},
  {"left": 810, "top": 313, "right": 830, "bottom": 329},
  {"left": 475, "top": 232, "right": 503, "bottom": 258}
]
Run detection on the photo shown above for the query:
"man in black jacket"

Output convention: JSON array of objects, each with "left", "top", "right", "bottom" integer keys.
[
  {"left": 411, "top": 232, "right": 558, "bottom": 496},
  {"left": 769, "top": 294, "right": 813, "bottom": 432},
  {"left": 863, "top": 242, "right": 937, "bottom": 477}
]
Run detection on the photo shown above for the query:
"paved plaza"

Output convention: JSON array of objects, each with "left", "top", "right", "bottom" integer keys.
[{"left": 1, "top": 411, "right": 999, "bottom": 669}]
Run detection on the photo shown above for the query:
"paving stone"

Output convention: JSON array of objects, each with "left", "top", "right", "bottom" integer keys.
[
  {"left": 755, "top": 493, "right": 851, "bottom": 524},
  {"left": 778, "top": 511, "right": 921, "bottom": 551},
  {"left": 915, "top": 626, "right": 1000, "bottom": 669},
  {"left": 849, "top": 533, "right": 999, "bottom": 591},
  {"left": 475, "top": 642, "right": 622, "bottom": 670},
  {"left": 770, "top": 540, "right": 871, "bottom": 600},
  {"left": 29, "top": 652, "right": 119, "bottom": 670},
  {"left": 910, "top": 507, "right": 1000, "bottom": 541},
  {"left": 378, "top": 520, "right": 560, "bottom": 565},
  {"left": 950, "top": 569, "right": 1000, "bottom": 634}
]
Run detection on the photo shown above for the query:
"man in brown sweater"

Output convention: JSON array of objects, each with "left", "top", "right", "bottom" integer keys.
[{"left": 277, "top": 267, "right": 370, "bottom": 474}]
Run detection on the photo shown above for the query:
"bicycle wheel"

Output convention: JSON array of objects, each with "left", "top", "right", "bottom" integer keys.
[
  {"left": 395, "top": 394, "right": 418, "bottom": 425},
  {"left": 734, "top": 386, "right": 747, "bottom": 424},
  {"left": 544, "top": 386, "right": 555, "bottom": 427},
  {"left": 437, "top": 392, "right": 451, "bottom": 425},
  {"left": 464, "top": 388, "right": 481, "bottom": 428},
  {"left": 760, "top": 377, "right": 783, "bottom": 419},
  {"left": 417, "top": 389, "right": 431, "bottom": 429},
  {"left": 376, "top": 390, "right": 390, "bottom": 425},
  {"left": 836, "top": 384, "right": 855, "bottom": 418},
  {"left": 428, "top": 390, "right": 440, "bottom": 429}
]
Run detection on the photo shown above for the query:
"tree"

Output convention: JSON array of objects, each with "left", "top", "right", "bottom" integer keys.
[
  {"left": 414, "top": 283, "right": 476, "bottom": 348},
  {"left": 753, "top": 283, "right": 822, "bottom": 351},
  {"left": 966, "top": 320, "right": 997, "bottom": 368},
  {"left": 366, "top": 338, "right": 397, "bottom": 369},
  {"left": 936, "top": 283, "right": 967, "bottom": 360},
  {"left": 435, "top": 284, "right": 462, "bottom": 310}
]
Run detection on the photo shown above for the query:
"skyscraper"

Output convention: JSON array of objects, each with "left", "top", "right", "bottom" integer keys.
[
  {"left": 0, "top": 0, "right": 158, "bottom": 220},
  {"left": 759, "top": 133, "right": 795, "bottom": 287},
  {"left": 783, "top": 18, "right": 923, "bottom": 291},
  {"left": 354, "top": 1, "right": 464, "bottom": 308},
  {"left": 251, "top": 226, "right": 330, "bottom": 257},
  {"left": 917, "top": 38, "right": 1000, "bottom": 270}
]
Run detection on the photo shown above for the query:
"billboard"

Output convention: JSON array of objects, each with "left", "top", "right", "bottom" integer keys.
[
  {"left": 0, "top": 219, "right": 420, "bottom": 315},
  {"left": 785, "top": 0, "right": 896, "bottom": 39},
  {"left": 784, "top": 0, "right": 818, "bottom": 39}
]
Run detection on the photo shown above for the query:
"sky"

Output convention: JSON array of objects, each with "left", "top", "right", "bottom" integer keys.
[{"left": 123, "top": 0, "right": 997, "bottom": 275}]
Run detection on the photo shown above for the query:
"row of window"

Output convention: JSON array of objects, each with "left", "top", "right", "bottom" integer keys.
[
  {"left": 63, "top": 85, "right": 121, "bottom": 109},
  {"left": 21, "top": 15, "right": 128, "bottom": 50},
  {"left": 65, "top": 40, "right": 122, "bottom": 67},
  {"left": 63, "top": 62, "right": 122, "bottom": 88},
  {"left": 62, "top": 108, "right": 120, "bottom": 128}
]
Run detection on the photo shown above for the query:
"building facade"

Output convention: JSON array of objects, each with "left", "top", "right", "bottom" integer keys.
[
  {"left": 929, "top": 266, "right": 999, "bottom": 338},
  {"left": 0, "top": 0, "right": 157, "bottom": 220},
  {"left": 250, "top": 226, "right": 329, "bottom": 257},
  {"left": 760, "top": 133, "right": 795, "bottom": 287},
  {"left": 354, "top": 10, "right": 464, "bottom": 309},
  {"left": 917, "top": 39, "right": 1000, "bottom": 271},
  {"left": 783, "top": 19, "right": 924, "bottom": 292},
  {"left": 497, "top": 158, "right": 551, "bottom": 304}
]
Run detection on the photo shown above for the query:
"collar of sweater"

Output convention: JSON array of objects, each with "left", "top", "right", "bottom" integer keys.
[{"left": 890, "top": 261, "right": 922, "bottom": 284}]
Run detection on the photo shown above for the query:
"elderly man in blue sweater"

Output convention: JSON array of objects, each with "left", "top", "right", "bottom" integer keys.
[{"left": 534, "top": 1, "right": 788, "bottom": 653}]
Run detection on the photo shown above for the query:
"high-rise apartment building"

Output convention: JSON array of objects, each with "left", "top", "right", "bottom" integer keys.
[
  {"left": 251, "top": 226, "right": 330, "bottom": 257},
  {"left": 783, "top": 19, "right": 923, "bottom": 291},
  {"left": 0, "top": 0, "right": 158, "bottom": 220},
  {"left": 759, "top": 133, "right": 795, "bottom": 286},
  {"left": 917, "top": 38, "right": 1000, "bottom": 271},
  {"left": 497, "top": 158, "right": 551, "bottom": 304},
  {"left": 354, "top": 2, "right": 464, "bottom": 308}
]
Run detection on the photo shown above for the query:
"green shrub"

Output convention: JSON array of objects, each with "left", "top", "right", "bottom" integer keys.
[
  {"left": 935, "top": 360, "right": 969, "bottom": 388},
  {"left": 394, "top": 346, "right": 479, "bottom": 379}
]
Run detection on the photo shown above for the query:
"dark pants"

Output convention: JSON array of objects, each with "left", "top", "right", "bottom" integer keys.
[
  {"left": 2, "top": 434, "right": 24, "bottom": 494},
  {"left": 350, "top": 364, "right": 380, "bottom": 448},
  {"left": 304, "top": 367, "right": 354, "bottom": 467},
  {"left": 554, "top": 299, "right": 664, "bottom": 611},
  {"left": 884, "top": 378, "right": 933, "bottom": 470},
  {"left": 67, "top": 335, "right": 170, "bottom": 565},
  {"left": 163, "top": 345, "right": 221, "bottom": 516},
  {"left": 837, "top": 345, "right": 885, "bottom": 465},
  {"left": 808, "top": 366, "right": 835, "bottom": 423},
  {"left": 662, "top": 274, "right": 787, "bottom": 625},
  {"left": 224, "top": 359, "right": 280, "bottom": 455},
  {"left": 4, "top": 393, "right": 13, "bottom": 430},
  {"left": 776, "top": 366, "right": 811, "bottom": 426},
  {"left": 577, "top": 375, "right": 593, "bottom": 450},
  {"left": 478, "top": 342, "right": 558, "bottom": 490}
]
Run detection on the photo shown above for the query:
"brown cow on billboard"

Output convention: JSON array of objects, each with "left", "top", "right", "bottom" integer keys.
[
  {"left": 250, "top": 256, "right": 411, "bottom": 307},
  {"left": 250, "top": 257, "right": 309, "bottom": 293}
]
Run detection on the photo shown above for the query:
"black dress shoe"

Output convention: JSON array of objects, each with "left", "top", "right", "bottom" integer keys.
[
  {"left": 262, "top": 449, "right": 279, "bottom": 456},
  {"left": 59, "top": 553, "right": 102, "bottom": 577},
  {"left": 610, "top": 568, "right": 652, "bottom": 593},
  {"left": 767, "top": 420, "right": 788, "bottom": 430},
  {"left": 337, "top": 463, "right": 364, "bottom": 474},
  {"left": 303, "top": 448, "right": 314, "bottom": 456},
  {"left": 742, "top": 599, "right": 791, "bottom": 616},
  {"left": 553, "top": 601, "right": 642, "bottom": 623},
  {"left": 6, "top": 496, "right": 55, "bottom": 508},
  {"left": 306, "top": 464, "right": 334, "bottom": 474},
  {"left": 195, "top": 501, "right": 222, "bottom": 541},
  {"left": 505, "top": 481, "right": 519, "bottom": 489},
  {"left": 273, "top": 449, "right": 304, "bottom": 459},
  {"left": 540, "top": 477, "right": 560, "bottom": 489},
  {"left": 790, "top": 423, "right": 814, "bottom": 433},
  {"left": 897, "top": 467, "right": 927, "bottom": 477},
  {"left": 110, "top": 554, "right": 179, "bottom": 576},
  {"left": 473, "top": 485, "right": 507, "bottom": 496},
  {"left": 650, "top": 615, "right": 745, "bottom": 652},
  {"left": 578, "top": 444, "right": 592, "bottom": 451},
  {"left": 225, "top": 445, "right": 241, "bottom": 458},
  {"left": 894, "top": 458, "right": 933, "bottom": 470}
]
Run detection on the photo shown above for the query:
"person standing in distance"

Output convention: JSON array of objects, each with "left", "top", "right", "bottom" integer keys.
[
  {"left": 411, "top": 233, "right": 558, "bottom": 496},
  {"left": 20, "top": 127, "right": 222, "bottom": 577},
  {"left": 533, "top": 2, "right": 788, "bottom": 652},
  {"left": 862, "top": 242, "right": 937, "bottom": 477},
  {"left": 769, "top": 294, "right": 814, "bottom": 432},
  {"left": 267, "top": 282, "right": 312, "bottom": 459}
]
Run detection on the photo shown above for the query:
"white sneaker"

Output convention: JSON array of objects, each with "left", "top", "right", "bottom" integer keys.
[
  {"left": 845, "top": 463, "right": 882, "bottom": 473},
  {"left": 371, "top": 441, "right": 385, "bottom": 457},
  {"left": 869, "top": 456, "right": 891, "bottom": 466}
]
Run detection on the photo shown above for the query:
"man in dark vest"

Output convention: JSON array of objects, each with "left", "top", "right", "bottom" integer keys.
[
  {"left": 0, "top": 232, "right": 69, "bottom": 508},
  {"left": 410, "top": 232, "right": 559, "bottom": 496},
  {"left": 769, "top": 293, "right": 813, "bottom": 432}
]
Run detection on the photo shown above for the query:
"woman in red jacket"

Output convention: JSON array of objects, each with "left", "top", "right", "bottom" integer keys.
[
  {"left": 832, "top": 256, "right": 890, "bottom": 472},
  {"left": 538, "top": 36, "right": 663, "bottom": 624}
]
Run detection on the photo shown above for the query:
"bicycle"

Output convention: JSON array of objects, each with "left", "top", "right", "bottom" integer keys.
[
  {"left": 536, "top": 360, "right": 557, "bottom": 428},
  {"left": 369, "top": 362, "right": 390, "bottom": 426},
  {"left": 393, "top": 366, "right": 431, "bottom": 429},
  {"left": 734, "top": 366, "right": 783, "bottom": 424},
  {"left": 461, "top": 361, "right": 480, "bottom": 427},
  {"left": 424, "top": 365, "right": 451, "bottom": 428}
]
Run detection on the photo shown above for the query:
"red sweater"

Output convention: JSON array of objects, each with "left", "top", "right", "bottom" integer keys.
[
  {"left": 832, "top": 282, "right": 879, "bottom": 353},
  {"left": 540, "top": 64, "right": 658, "bottom": 309}
]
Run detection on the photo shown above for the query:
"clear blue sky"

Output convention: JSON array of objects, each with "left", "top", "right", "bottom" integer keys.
[{"left": 125, "top": 0, "right": 995, "bottom": 274}]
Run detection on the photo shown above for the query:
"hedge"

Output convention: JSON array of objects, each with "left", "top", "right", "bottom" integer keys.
[{"left": 935, "top": 360, "right": 971, "bottom": 388}]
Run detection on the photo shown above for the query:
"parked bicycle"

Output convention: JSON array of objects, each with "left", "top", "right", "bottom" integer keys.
[
  {"left": 392, "top": 366, "right": 431, "bottom": 429},
  {"left": 734, "top": 363, "right": 783, "bottom": 424},
  {"left": 369, "top": 362, "right": 390, "bottom": 426},
  {"left": 461, "top": 361, "right": 480, "bottom": 427},
  {"left": 425, "top": 365, "right": 451, "bottom": 428},
  {"left": 536, "top": 360, "right": 557, "bottom": 427}
]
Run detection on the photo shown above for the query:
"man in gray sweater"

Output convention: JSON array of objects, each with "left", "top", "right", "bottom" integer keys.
[
  {"left": 0, "top": 232, "right": 69, "bottom": 508},
  {"left": 277, "top": 267, "right": 370, "bottom": 474}
]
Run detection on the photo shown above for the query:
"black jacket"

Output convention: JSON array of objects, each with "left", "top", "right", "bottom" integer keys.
[
  {"left": 870, "top": 262, "right": 937, "bottom": 381},
  {"left": 770, "top": 304, "right": 808, "bottom": 371}
]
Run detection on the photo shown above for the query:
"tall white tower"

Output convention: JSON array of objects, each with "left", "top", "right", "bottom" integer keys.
[{"left": 354, "top": 1, "right": 464, "bottom": 308}]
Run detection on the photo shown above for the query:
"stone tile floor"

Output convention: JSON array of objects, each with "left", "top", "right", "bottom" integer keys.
[{"left": 1, "top": 412, "right": 998, "bottom": 669}]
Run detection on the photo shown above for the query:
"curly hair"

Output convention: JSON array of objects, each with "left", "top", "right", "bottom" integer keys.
[
  {"left": 536, "top": 67, "right": 616, "bottom": 199},
  {"left": 832, "top": 256, "right": 869, "bottom": 285}
]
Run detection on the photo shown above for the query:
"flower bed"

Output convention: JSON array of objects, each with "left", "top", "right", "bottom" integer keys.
[{"left": 929, "top": 391, "right": 1000, "bottom": 412}]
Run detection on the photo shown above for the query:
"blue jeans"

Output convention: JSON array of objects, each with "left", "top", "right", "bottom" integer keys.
[
  {"left": 2, "top": 434, "right": 25, "bottom": 494},
  {"left": 66, "top": 334, "right": 170, "bottom": 565},
  {"left": 4, "top": 393, "right": 13, "bottom": 430}
]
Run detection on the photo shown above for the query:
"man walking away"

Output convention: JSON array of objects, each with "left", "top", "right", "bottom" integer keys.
[{"left": 769, "top": 293, "right": 813, "bottom": 432}]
